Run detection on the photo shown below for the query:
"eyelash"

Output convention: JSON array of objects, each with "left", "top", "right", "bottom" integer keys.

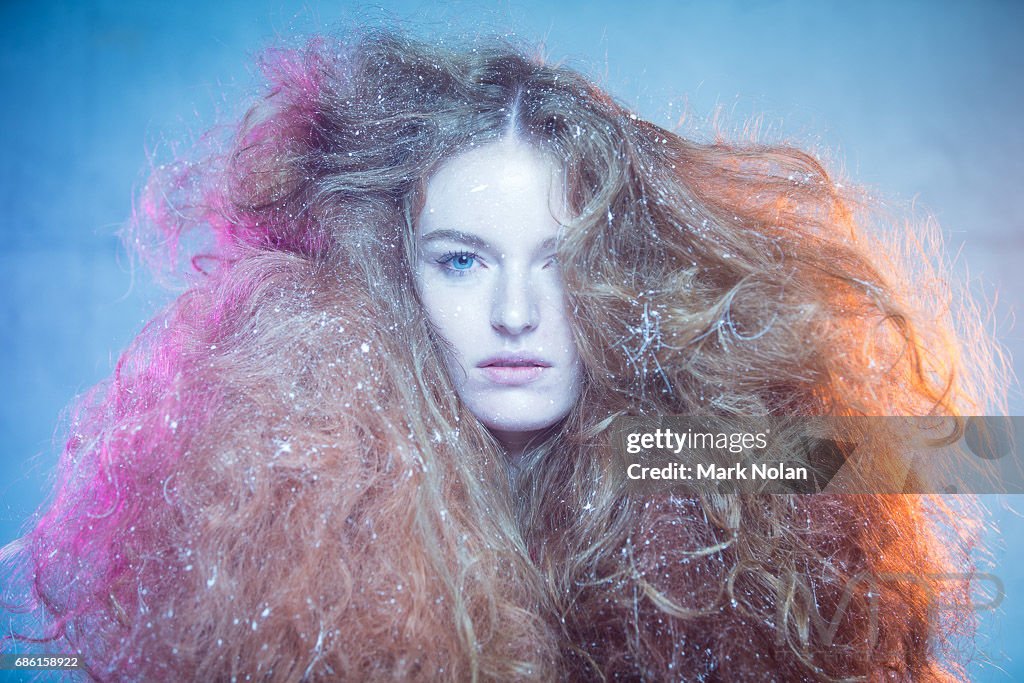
[
  {"left": 432, "top": 251, "right": 560, "bottom": 277},
  {"left": 435, "top": 250, "right": 481, "bottom": 276}
]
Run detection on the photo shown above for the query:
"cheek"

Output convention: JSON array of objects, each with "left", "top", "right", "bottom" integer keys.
[
  {"left": 538, "top": 280, "right": 578, "bottom": 350},
  {"left": 418, "top": 282, "right": 481, "bottom": 358},
  {"left": 422, "top": 292, "right": 465, "bottom": 332}
]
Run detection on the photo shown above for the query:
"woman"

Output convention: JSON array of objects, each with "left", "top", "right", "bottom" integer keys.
[{"left": 2, "top": 30, "right": 997, "bottom": 681}]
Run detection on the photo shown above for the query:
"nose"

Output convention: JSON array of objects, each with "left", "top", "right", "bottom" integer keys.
[{"left": 490, "top": 267, "right": 539, "bottom": 335}]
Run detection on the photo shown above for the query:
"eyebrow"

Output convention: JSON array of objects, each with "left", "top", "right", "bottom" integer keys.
[
  {"left": 418, "top": 229, "right": 491, "bottom": 251},
  {"left": 419, "top": 229, "right": 559, "bottom": 254}
]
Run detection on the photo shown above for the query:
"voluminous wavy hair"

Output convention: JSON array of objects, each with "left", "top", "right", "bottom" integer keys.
[{"left": 3, "top": 29, "right": 1003, "bottom": 681}]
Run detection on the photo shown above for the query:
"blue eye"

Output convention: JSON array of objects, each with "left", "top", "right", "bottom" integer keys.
[
  {"left": 450, "top": 254, "right": 475, "bottom": 269},
  {"left": 437, "top": 251, "right": 479, "bottom": 275}
]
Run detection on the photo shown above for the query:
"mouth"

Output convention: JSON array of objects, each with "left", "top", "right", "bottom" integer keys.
[{"left": 477, "top": 356, "right": 551, "bottom": 385}]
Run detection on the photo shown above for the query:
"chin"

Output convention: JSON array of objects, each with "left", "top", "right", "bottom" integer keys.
[
  {"left": 483, "top": 418, "right": 559, "bottom": 435},
  {"left": 475, "top": 402, "right": 571, "bottom": 436}
]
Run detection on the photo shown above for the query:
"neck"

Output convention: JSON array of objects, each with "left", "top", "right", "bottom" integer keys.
[
  {"left": 491, "top": 432, "right": 538, "bottom": 461},
  {"left": 489, "top": 427, "right": 551, "bottom": 462}
]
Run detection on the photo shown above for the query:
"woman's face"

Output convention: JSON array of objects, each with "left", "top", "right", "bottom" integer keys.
[{"left": 415, "top": 137, "right": 583, "bottom": 453}]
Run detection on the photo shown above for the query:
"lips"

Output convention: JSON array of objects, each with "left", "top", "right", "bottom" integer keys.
[{"left": 477, "top": 355, "right": 551, "bottom": 385}]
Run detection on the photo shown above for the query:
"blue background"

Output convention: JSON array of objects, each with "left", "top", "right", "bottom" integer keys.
[{"left": 2, "top": 1, "right": 1022, "bottom": 679}]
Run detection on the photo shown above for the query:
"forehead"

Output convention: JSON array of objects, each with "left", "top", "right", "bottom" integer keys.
[{"left": 418, "top": 139, "right": 567, "bottom": 243}]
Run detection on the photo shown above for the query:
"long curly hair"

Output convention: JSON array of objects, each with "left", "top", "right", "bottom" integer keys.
[{"left": 2, "top": 30, "right": 1002, "bottom": 681}]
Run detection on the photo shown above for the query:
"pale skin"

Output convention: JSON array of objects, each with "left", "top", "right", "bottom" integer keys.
[{"left": 415, "top": 136, "right": 583, "bottom": 458}]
